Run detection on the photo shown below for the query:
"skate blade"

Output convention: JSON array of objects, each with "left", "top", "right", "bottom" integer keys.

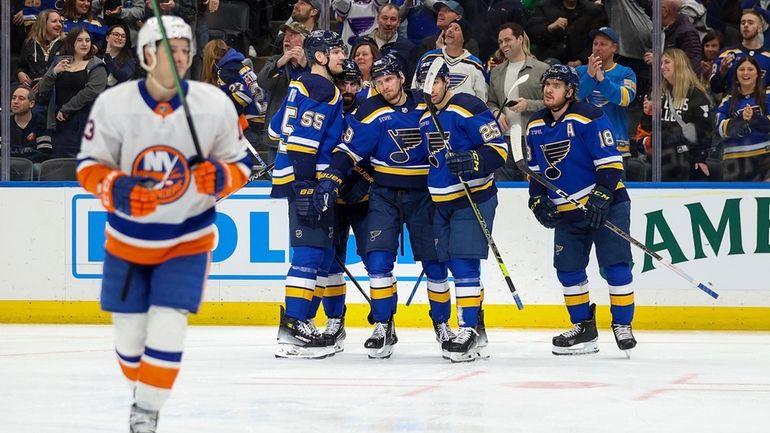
[
  {"left": 367, "top": 346, "right": 393, "bottom": 359},
  {"left": 476, "top": 345, "right": 490, "bottom": 360},
  {"left": 332, "top": 340, "right": 345, "bottom": 353},
  {"left": 275, "top": 344, "right": 336, "bottom": 359},
  {"left": 551, "top": 341, "right": 599, "bottom": 356},
  {"left": 441, "top": 349, "right": 450, "bottom": 360},
  {"left": 449, "top": 351, "right": 480, "bottom": 363}
]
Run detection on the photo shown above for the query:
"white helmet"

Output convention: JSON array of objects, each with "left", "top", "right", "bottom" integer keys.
[{"left": 137, "top": 16, "right": 195, "bottom": 71}]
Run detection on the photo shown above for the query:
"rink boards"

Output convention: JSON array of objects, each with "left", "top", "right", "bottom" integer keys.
[{"left": 0, "top": 181, "right": 768, "bottom": 329}]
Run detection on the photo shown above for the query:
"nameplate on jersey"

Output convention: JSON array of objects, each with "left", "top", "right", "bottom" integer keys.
[{"left": 388, "top": 128, "right": 422, "bottom": 163}]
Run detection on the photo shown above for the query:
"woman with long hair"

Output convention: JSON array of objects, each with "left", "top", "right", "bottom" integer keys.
[
  {"left": 16, "top": 10, "right": 64, "bottom": 94},
  {"left": 351, "top": 37, "right": 381, "bottom": 87},
  {"left": 99, "top": 23, "right": 137, "bottom": 87},
  {"left": 61, "top": 0, "right": 107, "bottom": 44},
  {"left": 39, "top": 27, "right": 107, "bottom": 158},
  {"left": 699, "top": 30, "right": 723, "bottom": 89},
  {"left": 715, "top": 55, "right": 770, "bottom": 181},
  {"left": 640, "top": 48, "right": 714, "bottom": 181}
]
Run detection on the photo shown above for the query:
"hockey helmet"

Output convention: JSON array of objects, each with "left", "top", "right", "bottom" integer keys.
[
  {"left": 371, "top": 54, "right": 403, "bottom": 80},
  {"left": 137, "top": 16, "right": 194, "bottom": 71},
  {"left": 416, "top": 57, "right": 450, "bottom": 86},
  {"left": 336, "top": 59, "right": 362, "bottom": 83},
  {"left": 304, "top": 30, "right": 345, "bottom": 65},
  {"left": 541, "top": 64, "right": 580, "bottom": 95}
]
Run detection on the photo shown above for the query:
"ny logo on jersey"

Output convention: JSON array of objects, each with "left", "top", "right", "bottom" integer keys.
[
  {"left": 425, "top": 131, "right": 450, "bottom": 167},
  {"left": 540, "top": 139, "right": 571, "bottom": 180},
  {"left": 134, "top": 146, "right": 189, "bottom": 203},
  {"left": 388, "top": 128, "right": 422, "bottom": 163}
]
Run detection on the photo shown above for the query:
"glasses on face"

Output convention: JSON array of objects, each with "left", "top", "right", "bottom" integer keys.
[{"left": 109, "top": 33, "right": 126, "bottom": 40}]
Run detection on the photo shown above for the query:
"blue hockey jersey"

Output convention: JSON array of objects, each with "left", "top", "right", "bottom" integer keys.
[
  {"left": 268, "top": 73, "right": 345, "bottom": 198},
  {"left": 710, "top": 46, "right": 770, "bottom": 94},
  {"left": 525, "top": 101, "right": 629, "bottom": 221},
  {"left": 716, "top": 90, "right": 770, "bottom": 161},
  {"left": 334, "top": 89, "right": 429, "bottom": 190},
  {"left": 418, "top": 93, "right": 507, "bottom": 208}
]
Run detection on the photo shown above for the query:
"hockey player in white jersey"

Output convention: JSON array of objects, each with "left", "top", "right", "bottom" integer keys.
[{"left": 76, "top": 16, "right": 251, "bottom": 433}]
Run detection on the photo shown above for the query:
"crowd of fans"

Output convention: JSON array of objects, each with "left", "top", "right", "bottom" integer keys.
[{"left": 4, "top": 0, "right": 770, "bottom": 182}]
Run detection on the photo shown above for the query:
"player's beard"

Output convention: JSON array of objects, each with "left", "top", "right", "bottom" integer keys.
[{"left": 342, "top": 93, "right": 355, "bottom": 110}]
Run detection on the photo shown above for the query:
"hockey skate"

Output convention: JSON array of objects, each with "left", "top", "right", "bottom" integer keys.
[
  {"left": 433, "top": 320, "right": 456, "bottom": 359},
  {"left": 552, "top": 304, "right": 599, "bottom": 356},
  {"left": 364, "top": 318, "right": 398, "bottom": 359},
  {"left": 322, "top": 308, "right": 346, "bottom": 353},
  {"left": 476, "top": 309, "right": 490, "bottom": 359},
  {"left": 275, "top": 306, "right": 336, "bottom": 359},
  {"left": 612, "top": 323, "right": 637, "bottom": 358},
  {"left": 443, "top": 327, "right": 480, "bottom": 363},
  {"left": 129, "top": 403, "right": 159, "bottom": 433}
]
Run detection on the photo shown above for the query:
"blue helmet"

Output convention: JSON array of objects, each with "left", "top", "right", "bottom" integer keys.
[
  {"left": 416, "top": 58, "right": 450, "bottom": 86},
  {"left": 541, "top": 64, "right": 580, "bottom": 95},
  {"left": 304, "top": 30, "right": 344, "bottom": 65},
  {"left": 336, "top": 59, "right": 362, "bottom": 82},
  {"left": 371, "top": 54, "right": 403, "bottom": 80}
]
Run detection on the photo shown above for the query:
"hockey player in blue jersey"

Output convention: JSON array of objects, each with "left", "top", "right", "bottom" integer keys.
[
  {"left": 525, "top": 64, "right": 637, "bottom": 356},
  {"left": 417, "top": 59, "right": 507, "bottom": 362},
  {"left": 313, "top": 54, "right": 447, "bottom": 359},
  {"left": 268, "top": 30, "right": 347, "bottom": 359}
]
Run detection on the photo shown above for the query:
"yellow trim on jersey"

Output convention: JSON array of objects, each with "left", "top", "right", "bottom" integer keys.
[
  {"left": 526, "top": 119, "right": 547, "bottom": 135},
  {"left": 446, "top": 104, "right": 473, "bottom": 118},
  {"left": 597, "top": 162, "right": 625, "bottom": 171},
  {"left": 610, "top": 293, "right": 635, "bottom": 307},
  {"left": 432, "top": 179, "right": 495, "bottom": 202},
  {"left": 619, "top": 87, "right": 630, "bottom": 107},
  {"left": 719, "top": 119, "right": 730, "bottom": 137},
  {"left": 289, "top": 80, "right": 309, "bottom": 97},
  {"left": 556, "top": 196, "right": 589, "bottom": 212},
  {"left": 362, "top": 106, "right": 394, "bottom": 124},
  {"left": 374, "top": 165, "right": 430, "bottom": 175},
  {"left": 487, "top": 143, "right": 508, "bottom": 161},
  {"left": 724, "top": 148, "right": 770, "bottom": 159},
  {"left": 563, "top": 113, "right": 592, "bottom": 124},
  {"left": 271, "top": 174, "right": 295, "bottom": 186},
  {"left": 564, "top": 293, "right": 590, "bottom": 306},
  {"left": 285, "top": 143, "right": 317, "bottom": 154}
]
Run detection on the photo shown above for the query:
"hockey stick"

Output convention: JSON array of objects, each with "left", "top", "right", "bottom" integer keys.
[
  {"left": 494, "top": 73, "right": 530, "bottom": 122},
  {"left": 422, "top": 58, "right": 524, "bottom": 310},
  {"left": 509, "top": 125, "right": 719, "bottom": 300},
  {"left": 405, "top": 270, "right": 424, "bottom": 306}
]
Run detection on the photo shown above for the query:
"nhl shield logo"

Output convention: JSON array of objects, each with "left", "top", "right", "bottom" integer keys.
[{"left": 295, "top": 229, "right": 303, "bottom": 239}]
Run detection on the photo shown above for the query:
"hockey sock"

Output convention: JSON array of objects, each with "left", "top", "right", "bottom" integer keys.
[
  {"left": 284, "top": 246, "right": 326, "bottom": 321},
  {"left": 113, "top": 312, "right": 149, "bottom": 390},
  {"left": 449, "top": 258, "right": 482, "bottom": 328},
  {"left": 134, "top": 306, "right": 187, "bottom": 411},
  {"left": 423, "top": 259, "right": 450, "bottom": 323},
  {"left": 307, "top": 271, "right": 327, "bottom": 321},
  {"left": 366, "top": 251, "right": 396, "bottom": 322},
  {"left": 322, "top": 272, "right": 347, "bottom": 318},
  {"left": 604, "top": 263, "right": 634, "bottom": 325},
  {"left": 558, "top": 270, "right": 591, "bottom": 323}
]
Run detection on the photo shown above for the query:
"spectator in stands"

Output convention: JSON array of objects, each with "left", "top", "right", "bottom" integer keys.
[
  {"left": 10, "top": 86, "right": 52, "bottom": 164},
  {"left": 39, "top": 28, "right": 107, "bottom": 158},
  {"left": 366, "top": 4, "right": 417, "bottom": 80},
  {"left": 399, "top": 0, "right": 440, "bottom": 46},
  {"left": 202, "top": 39, "right": 267, "bottom": 151},
  {"left": 414, "top": 18, "right": 487, "bottom": 100},
  {"left": 716, "top": 56, "right": 770, "bottom": 181},
  {"left": 700, "top": 30, "right": 724, "bottom": 90},
  {"left": 576, "top": 27, "right": 637, "bottom": 160},
  {"left": 61, "top": 0, "right": 107, "bottom": 45},
  {"left": 710, "top": 9, "right": 770, "bottom": 94},
  {"left": 487, "top": 22, "right": 547, "bottom": 181},
  {"left": 274, "top": 0, "right": 319, "bottom": 55},
  {"left": 351, "top": 37, "right": 381, "bottom": 88},
  {"left": 91, "top": 0, "right": 145, "bottom": 45},
  {"left": 99, "top": 23, "right": 137, "bottom": 88},
  {"left": 333, "top": 0, "right": 387, "bottom": 49},
  {"left": 639, "top": 48, "right": 713, "bottom": 181},
  {"left": 526, "top": 0, "right": 606, "bottom": 67},
  {"left": 415, "top": 1, "right": 480, "bottom": 59},
  {"left": 18, "top": 0, "right": 64, "bottom": 28},
  {"left": 460, "top": 0, "right": 527, "bottom": 63},
  {"left": 17, "top": 10, "right": 64, "bottom": 96},
  {"left": 257, "top": 22, "right": 310, "bottom": 166},
  {"left": 644, "top": 0, "right": 702, "bottom": 74}
]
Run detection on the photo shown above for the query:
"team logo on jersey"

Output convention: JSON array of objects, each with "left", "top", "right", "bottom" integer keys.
[
  {"left": 132, "top": 145, "right": 190, "bottom": 204},
  {"left": 539, "top": 139, "right": 571, "bottom": 180},
  {"left": 555, "top": 244, "right": 564, "bottom": 255},
  {"left": 388, "top": 128, "right": 422, "bottom": 163},
  {"left": 369, "top": 230, "right": 382, "bottom": 242},
  {"left": 447, "top": 73, "right": 468, "bottom": 90},
  {"left": 425, "top": 131, "right": 450, "bottom": 167}
]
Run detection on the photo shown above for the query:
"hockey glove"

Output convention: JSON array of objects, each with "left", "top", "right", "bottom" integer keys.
[
  {"left": 584, "top": 185, "right": 614, "bottom": 230},
  {"left": 339, "top": 165, "right": 373, "bottom": 204},
  {"left": 192, "top": 158, "right": 229, "bottom": 196},
  {"left": 293, "top": 180, "right": 319, "bottom": 219},
  {"left": 529, "top": 195, "right": 560, "bottom": 229},
  {"left": 313, "top": 168, "right": 344, "bottom": 214},
  {"left": 100, "top": 171, "right": 159, "bottom": 217},
  {"left": 445, "top": 150, "right": 482, "bottom": 178}
]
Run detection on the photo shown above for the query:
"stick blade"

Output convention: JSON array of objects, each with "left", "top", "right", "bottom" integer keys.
[
  {"left": 509, "top": 124, "right": 525, "bottom": 164},
  {"left": 421, "top": 57, "right": 447, "bottom": 97}
]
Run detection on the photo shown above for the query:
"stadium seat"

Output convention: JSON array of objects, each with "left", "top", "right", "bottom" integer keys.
[
  {"left": 209, "top": 1, "right": 251, "bottom": 55},
  {"left": 38, "top": 158, "right": 78, "bottom": 181},
  {"left": 2, "top": 157, "right": 34, "bottom": 181}
]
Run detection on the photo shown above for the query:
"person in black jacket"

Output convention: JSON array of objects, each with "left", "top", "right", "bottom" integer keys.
[{"left": 526, "top": 0, "right": 606, "bottom": 67}]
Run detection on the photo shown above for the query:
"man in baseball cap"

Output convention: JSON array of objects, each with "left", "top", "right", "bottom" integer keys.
[
  {"left": 417, "top": 0, "right": 479, "bottom": 58},
  {"left": 589, "top": 26, "right": 619, "bottom": 44}
]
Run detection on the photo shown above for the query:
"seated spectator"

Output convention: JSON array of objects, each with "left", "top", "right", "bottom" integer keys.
[
  {"left": 351, "top": 37, "right": 381, "bottom": 88},
  {"left": 201, "top": 39, "right": 267, "bottom": 151},
  {"left": 17, "top": 9, "right": 64, "bottom": 96},
  {"left": 710, "top": 9, "right": 770, "bottom": 94},
  {"left": 639, "top": 48, "right": 714, "bottom": 181},
  {"left": 413, "top": 18, "right": 487, "bottom": 101},
  {"left": 274, "top": 0, "right": 319, "bottom": 55},
  {"left": 715, "top": 56, "right": 770, "bottom": 182},
  {"left": 416, "top": 1, "right": 479, "bottom": 59},
  {"left": 333, "top": 0, "right": 387, "bottom": 49},
  {"left": 399, "top": 0, "right": 440, "bottom": 46},
  {"left": 257, "top": 22, "right": 310, "bottom": 166},
  {"left": 39, "top": 28, "right": 107, "bottom": 158},
  {"left": 461, "top": 0, "right": 527, "bottom": 63},
  {"left": 20, "top": 0, "right": 64, "bottom": 28},
  {"left": 526, "top": 0, "right": 606, "bottom": 67},
  {"left": 91, "top": 0, "right": 145, "bottom": 45},
  {"left": 61, "top": 0, "right": 107, "bottom": 45},
  {"left": 366, "top": 3, "right": 417, "bottom": 79},
  {"left": 99, "top": 23, "right": 137, "bottom": 88},
  {"left": 487, "top": 22, "right": 548, "bottom": 181},
  {"left": 10, "top": 86, "right": 52, "bottom": 164},
  {"left": 700, "top": 30, "right": 724, "bottom": 91}
]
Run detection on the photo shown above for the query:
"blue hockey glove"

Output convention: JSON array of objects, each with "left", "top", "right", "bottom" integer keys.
[
  {"left": 528, "top": 195, "right": 560, "bottom": 229},
  {"left": 339, "top": 165, "right": 373, "bottom": 204},
  {"left": 445, "top": 150, "right": 483, "bottom": 178},
  {"left": 313, "top": 168, "right": 344, "bottom": 214},
  {"left": 293, "top": 180, "right": 319, "bottom": 219},
  {"left": 584, "top": 185, "right": 614, "bottom": 230}
]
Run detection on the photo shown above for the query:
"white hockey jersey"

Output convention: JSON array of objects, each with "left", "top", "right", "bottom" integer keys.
[
  {"left": 333, "top": 0, "right": 387, "bottom": 48},
  {"left": 77, "top": 80, "right": 251, "bottom": 265}
]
